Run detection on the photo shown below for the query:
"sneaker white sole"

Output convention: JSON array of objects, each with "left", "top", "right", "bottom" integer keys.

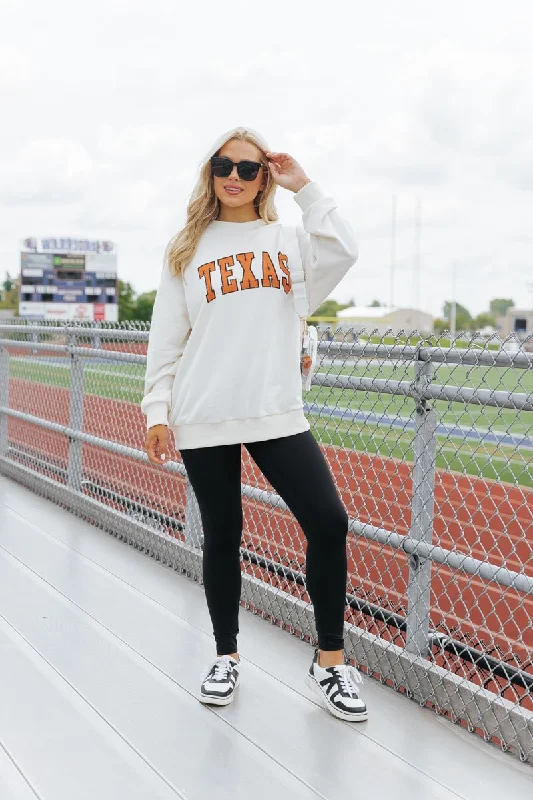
[
  {"left": 305, "top": 672, "right": 368, "bottom": 722},
  {"left": 199, "top": 672, "right": 240, "bottom": 706}
]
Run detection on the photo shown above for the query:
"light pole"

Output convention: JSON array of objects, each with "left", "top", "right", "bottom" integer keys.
[
  {"left": 413, "top": 197, "right": 421, "bottom": 331},
  {"left": 528, "top": 282, "right": 533, "bottom": 339},
  {"left": 450, "top": 260, "right": 457, "bottom": 339},
  {"left": 390, "top": 194, "right": 396, "bottom": 309}
]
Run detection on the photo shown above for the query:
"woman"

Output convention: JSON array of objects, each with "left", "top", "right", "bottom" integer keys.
[{"left": 141, "top": 126, "right": 367, "bottom": 723}]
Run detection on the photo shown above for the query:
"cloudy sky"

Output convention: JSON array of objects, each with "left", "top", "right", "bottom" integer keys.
[{"left": 1, "top": 0, "right": 532, "bottom": 318}]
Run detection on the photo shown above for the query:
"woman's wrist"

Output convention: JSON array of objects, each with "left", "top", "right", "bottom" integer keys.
[{"left": 291, "top": 177, "right": 312, "bottom": 194}]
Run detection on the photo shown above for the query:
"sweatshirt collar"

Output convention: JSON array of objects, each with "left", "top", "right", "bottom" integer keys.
[{"left": 209, "top": 218, "right": 268, "bottom": 229}]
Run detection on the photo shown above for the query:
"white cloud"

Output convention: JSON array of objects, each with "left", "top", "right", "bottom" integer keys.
[
  {"left": 0, "top": 0, "right": 532, "bottom": 317},
  {"left": 0, "top": 139, "right": 93, "bottom": 204},
  {"left": 0, "top": 46, "right": 33, "bottom": 88}
]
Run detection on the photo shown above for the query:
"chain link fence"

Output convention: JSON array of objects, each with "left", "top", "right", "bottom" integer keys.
[{"left": 0, "top": 319, "right": 532, "bottom": 763}]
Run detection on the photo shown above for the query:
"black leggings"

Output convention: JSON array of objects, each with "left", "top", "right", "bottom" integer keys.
[{"left": 180, "top": 430, "right": 349, "bottom": 656}]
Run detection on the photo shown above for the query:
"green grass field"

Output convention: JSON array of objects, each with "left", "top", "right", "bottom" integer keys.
[{"left": 8, "top": 356, "right": 533, "bottom": 488}]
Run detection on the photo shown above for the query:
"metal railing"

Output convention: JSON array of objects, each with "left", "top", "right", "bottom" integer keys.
[{"left": 0, "top": 319, "right": 532, "bottom": 763}]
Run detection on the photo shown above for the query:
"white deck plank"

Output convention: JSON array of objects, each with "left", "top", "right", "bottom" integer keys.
[
  {"left": 0, "top": 743, "right": 40, "bottom": 800},
  {"left": 0, "top": 618, "right": 184, "bottom": 800}
]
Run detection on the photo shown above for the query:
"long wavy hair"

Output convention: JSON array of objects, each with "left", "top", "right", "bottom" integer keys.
[{"left": 167, "top": 127, "right": 279, "bottom": 277}]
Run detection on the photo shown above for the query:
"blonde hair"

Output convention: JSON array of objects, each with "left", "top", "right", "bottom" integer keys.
[{"left": 167, "top": 127, "right": 279, "bottom": 277}]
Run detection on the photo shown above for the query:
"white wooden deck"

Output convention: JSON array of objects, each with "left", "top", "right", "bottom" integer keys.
[{"left": 1, "top": 474, "right": 532, "bottom": 800}]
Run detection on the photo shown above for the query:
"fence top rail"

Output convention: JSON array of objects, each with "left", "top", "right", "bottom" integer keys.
[
  {"left": 420, "top": 345, "right": 533, "bottom": 369},
  {"left": 318, "top": 341, "right": 533, "bottom": 369},
  {"left": 1, "top": 322, "right": 532, "bottom": 368},
  {"left": 0, "top": 323, "right": 148, "bottom": 341},
  {"left": 313, "top": 372, "right": 533, "bottom": 411}
]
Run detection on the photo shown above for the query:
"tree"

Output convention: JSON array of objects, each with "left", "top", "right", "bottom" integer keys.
[
  {"left": 442, "top": 300, "right": 472, "bottom": 332},
  {"left": 489, "top": 298, "right": 514, "bottom": 317},
  {"left": 0, "top": 272, "right": 18, "bottom": 311},
  {"left": 118, "top": 280, "right": 137, "bottom": 322},
  {"left": 369, "top": 300, "right": 382, "bottom": 307},
  {"left": 443, "top": 300, "right": 471, "bottom": 320},
  {"left": 433, "top": 318, "right": 448, "bottom": 334},
  {"left": 312, "top": 299, "right": 354, "bottom": 318},
  {"left": 0, "top": 286, "right": 18, "bottom": 311},
  {"left": 134, "top": 290, "right": 157, "bottom": 322},
  {"left": 473, "top": 312, "right": 496, "bottom": 330}
]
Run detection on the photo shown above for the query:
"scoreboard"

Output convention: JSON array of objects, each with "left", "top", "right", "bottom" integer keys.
[{"left": 19, "top": 238, "right": 118, "bottom": 322}]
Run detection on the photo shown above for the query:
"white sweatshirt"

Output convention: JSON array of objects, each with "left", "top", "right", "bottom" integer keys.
[{"left": 141, "top": 181, "right": 358, "bottom": 450}]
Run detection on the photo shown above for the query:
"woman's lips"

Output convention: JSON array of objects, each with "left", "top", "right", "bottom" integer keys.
[{"left": 224, "top": 185, "right": 243, "bottom": 195}]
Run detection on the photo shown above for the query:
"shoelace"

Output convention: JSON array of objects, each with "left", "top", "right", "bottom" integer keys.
[
  {"left": 333, "top": 664, "right": 363, "bottom": 696},
  {"left": 213, "top": 657, "right": 234, "bottom": 681}
]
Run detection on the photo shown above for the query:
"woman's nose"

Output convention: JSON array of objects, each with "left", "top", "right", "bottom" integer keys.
[{"left": 229, "top": 164, "right": 239, "bottom": 179}]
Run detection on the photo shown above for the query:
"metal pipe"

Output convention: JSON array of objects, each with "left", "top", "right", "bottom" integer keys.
[
  {"left": 313, "top": 373, "right": 533, "bottom": 411},
  {"left": 0, "top": 324, "right": 148, "bottom": 341},
  {"left": 405, "top": 360, "right": 437, "bottom": 657}
]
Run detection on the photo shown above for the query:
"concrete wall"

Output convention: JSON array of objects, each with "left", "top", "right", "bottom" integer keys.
[
  {"left": 496, "top": 309, "right": 533, "bottom": 338},
  {"left": 391, "top": 308, "right": 434, "bottom": 334},
  {"left": 335, "top": 308, "right": 434, "bottom": 336}
]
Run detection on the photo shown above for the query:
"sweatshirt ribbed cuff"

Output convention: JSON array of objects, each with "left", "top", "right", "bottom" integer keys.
[
  {"left": 293, "top": 181, "right": 326, "bottom": 211},
  {"left": 145, "top": 401, "right": 169, "bottom": 431}
]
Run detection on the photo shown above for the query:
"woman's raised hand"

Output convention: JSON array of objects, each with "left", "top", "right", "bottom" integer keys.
[
  {"left": 265, "top": 152, "right": 311, "bottom": 194},
  {"left": 145, "top": 424, "right": 169, "bottom": 466}
]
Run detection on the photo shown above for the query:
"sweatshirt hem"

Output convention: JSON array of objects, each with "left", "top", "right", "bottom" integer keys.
[{"left": 171, "top": 408, "right": 310, "bottom": 450}]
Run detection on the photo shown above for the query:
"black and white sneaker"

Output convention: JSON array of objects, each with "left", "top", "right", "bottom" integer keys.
[
  {"left": 305, "top": 648, "right": 368, "bottom": 722},
  {"left": 199, "top": 655, "right": 240, "bottom": 706}
]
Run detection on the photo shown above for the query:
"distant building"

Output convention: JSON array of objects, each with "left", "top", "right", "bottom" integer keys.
[
  {"left": 496, "top": 308, "right": 533, "bottom": 340},
  {"left": 335, "top": 306, "right": 434, "bottom": 335}
]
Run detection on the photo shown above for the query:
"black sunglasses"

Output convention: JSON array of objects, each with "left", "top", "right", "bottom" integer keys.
[{"left": 210, "top": 156, "right": 265, "bottom": 181}]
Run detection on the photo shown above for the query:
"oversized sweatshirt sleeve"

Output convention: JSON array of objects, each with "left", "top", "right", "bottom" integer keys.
[
  {"left": 140, "top": 260, "right": 191, "bottom": 431},
  {"left": 294, "top": 181, "right": 358, "bottom": 315}
]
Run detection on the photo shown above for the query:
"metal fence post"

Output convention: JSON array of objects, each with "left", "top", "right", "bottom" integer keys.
[
  {"left": 67, "top": 332, "right": 85, "bottom": 492},
  {"left": 92, "top": 323, "right": 102, "bottom": 351},
  {"left": 30, "top": 321, "right": 39, "bottom": 355},
  {"left": 405, "top": 356, "right": 437, "bottom": 657},
  {"left": 185, "top": 478, "right": 204, "bottom": 550},
  {"left": 0, "top": 347, "right": 9, "bottom": 459}
]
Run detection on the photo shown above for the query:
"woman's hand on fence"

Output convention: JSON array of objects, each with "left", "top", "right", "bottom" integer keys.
[{"left": 145, "top": 424, "right": 169, "bottom": 466}]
